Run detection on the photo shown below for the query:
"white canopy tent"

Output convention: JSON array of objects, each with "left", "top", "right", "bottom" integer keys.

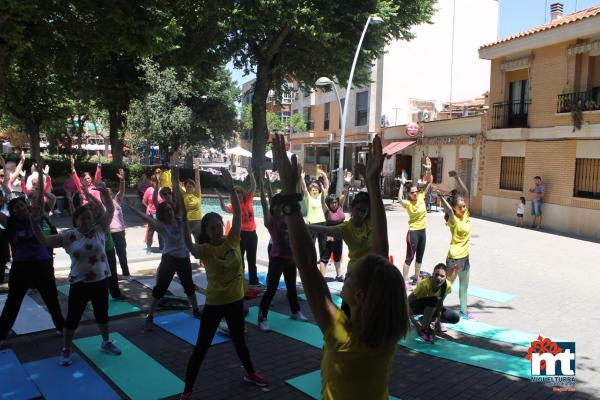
[
  {"left": 225, "top": 146, "right": 252, "bottom": 157},
  {"left": 265, "top": 149, "right": 294, "bottom": 159}
]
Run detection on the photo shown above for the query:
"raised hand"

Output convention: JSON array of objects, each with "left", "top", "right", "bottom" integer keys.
[
  {"left": 366, "top": 135, "right": 385, "bottom": 183},
  {"left": 19, "top": 151, "right": 25, "bottom": 162},
  {"left": 43, "top": 163, "right": 50, "bottom": 175},
  {"left": 69, "top": 155, "right": 75, "bottom": 171},
  {"left": 96, "top": 150, "right": 101, "bottom": 163},
  {"left": 116, "top": 168, "right": 125, "bottom": 180},
  {"left": 273, "top": 134, "right": 299, "bottom": 194},
  {"left": 220, "top": 167, "right": 234, "bottom": 191}
]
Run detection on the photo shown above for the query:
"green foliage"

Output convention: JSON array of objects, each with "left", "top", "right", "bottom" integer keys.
[{"left": 288, "top": 112, "right": 307, "bottom": 133}]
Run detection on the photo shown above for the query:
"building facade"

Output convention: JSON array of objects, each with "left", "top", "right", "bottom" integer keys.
[{"left": 478, "top": 3, "right": 600, "bottom": 239}]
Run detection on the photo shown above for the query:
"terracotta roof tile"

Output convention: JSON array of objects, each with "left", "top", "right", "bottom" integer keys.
[{"left": 480, "top": 5, "right": 600, "bottom": 49}]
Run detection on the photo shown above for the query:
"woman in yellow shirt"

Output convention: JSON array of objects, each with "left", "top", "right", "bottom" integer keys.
[
  {"left": 400, "top": 170, "right": 432, "bottom": 287},
  {"left": 273, "top": 134, "right": 409, "bottom": 400},
  {"left": 438, "top": 170, "right": 474, "bottom": 320},
  {"left": 178, "top": 168, "right": 268, "bottom": 400},
  {"left": 300, "top": 168, "right": 330, "bottom": 274},
  {"left": 182, "top": 163, "right": 202, "bottom": 243}
]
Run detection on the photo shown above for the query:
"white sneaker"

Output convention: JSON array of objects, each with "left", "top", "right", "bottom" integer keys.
[
  {"left": 218, "top": 321, "right": 230, "bottom": 336},
  {"left": 258, "top": 320, "right": 271, "bottom": 332},
  {"left": 291, "top": 311, "right": 308, "bottom": 322}
]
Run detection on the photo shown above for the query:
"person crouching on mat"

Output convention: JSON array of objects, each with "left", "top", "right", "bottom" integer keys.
[
  {"left": 31, "top": 171, "right": 121, "bottom": 366},
  {"left": 256, "top": 176, "right": 307, "bottom": 332},
  {"left": 272, "top": 133, "right": 409, "bottom": 400},
  {"left": 408, "top": 263, "right": 459, "bottom": 344},
  {"left": 179, "top": 167, "right": 267, "bottom": 400},
  {"left": 126, "top": 163, "right": 201, "bottom": 331}
]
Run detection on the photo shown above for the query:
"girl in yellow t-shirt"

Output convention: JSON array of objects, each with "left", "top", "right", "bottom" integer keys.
[
  {"left": 400, "top": 169, "right": 432, "bottom": 287},
  {"left": 438, "top": 170, "right": 475, "bottom": 320},
  {"left": 178, "top": 168, "right": 268, "bottom": 399},
  {"left": 182, "top": 163, "right": 202, "bottom": 243},
  {"left": 272, "top": 134, "right": 410, "bottom": 400}
]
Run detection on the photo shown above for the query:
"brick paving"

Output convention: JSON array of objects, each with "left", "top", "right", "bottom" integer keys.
[{"left": 1, "top": 206, "right": 598, "bottom": 399}]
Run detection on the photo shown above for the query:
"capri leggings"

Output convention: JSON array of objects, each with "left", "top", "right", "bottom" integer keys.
[
  {"left": 326, "top": 239, "right": 343, "bottom": 263},
  {"left": 153, "top": 253, "right": 195, "bottom": 299},
  {"left": 405, "top": 228, "right": 426, "bottom": 265},
  {"left": 64, "top": 278, "right": 109, "bottom": 329}
]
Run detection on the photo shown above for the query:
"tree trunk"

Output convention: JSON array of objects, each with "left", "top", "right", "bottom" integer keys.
[
  {"left": 108, "top": 101, "right": 128, "bottom": 167},
  {"left": 0, "top": 16, "right": 9, "bottom": 100},
  {"left": 251, "top": 64, "right": 272, "bottom": 180},
  {"left": 26, "top": 119, "right": 41, "bottom": 161}
]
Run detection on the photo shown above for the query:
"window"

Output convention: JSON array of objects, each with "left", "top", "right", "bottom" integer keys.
[
  {"left": 355, "top": 91, "right": 368, "bottom": 126},
  {"left": 281, "top": 91, "right": 293, "bottom": 104},
  {"left": 305, "top": 147, "right": 315, "bottom": 163},
  {"left": 429, "top": 157, "right": 443, "bottom": 184},
  {"left": 303, "top": 107, "right": 313, "bottom": 130},
  {"left": 499, "top": 156, "right": 525, "bottom": 191},
  {"left": 339, "top": 98, "right": 345, "bottom": 128},
  {"left": 324, "top": 102, "right": 330, "bottom": 131},
  {"left": 574, "top": 158, "right": 600, "bottom": 199},
  {"left": 317, "top": 147, "right": 330, "bottom": 165}
]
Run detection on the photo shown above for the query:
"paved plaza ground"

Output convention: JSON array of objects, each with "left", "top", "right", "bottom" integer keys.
[{"left": 1, "top": 201, "right": 599, "bottom": 399}]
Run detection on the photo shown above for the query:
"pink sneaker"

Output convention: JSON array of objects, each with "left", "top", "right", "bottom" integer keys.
[
  {"left": 244, "top": 371, "right": 269, "bottom": 387},
  {"left": 418, "top": 330, "right": 434, "bottom": 344},
  {"left": 459, "top": 311, "right": 478, "bottom": 320},
  {"left": 431, "top": 322, "right": 448, "bottom": 333}
]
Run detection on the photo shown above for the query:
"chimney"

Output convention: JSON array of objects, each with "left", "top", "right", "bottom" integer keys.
[{"left": 550, "top": 2, "right": 564, "bottom": 21}]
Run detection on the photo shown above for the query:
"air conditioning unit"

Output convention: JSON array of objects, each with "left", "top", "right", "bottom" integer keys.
[{"left": 417, "top": 110, "right": 430, "bottom": 122}]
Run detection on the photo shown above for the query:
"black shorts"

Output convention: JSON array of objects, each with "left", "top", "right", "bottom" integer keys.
[
  {"left": 516, "top": 213, "right": 523, "bottom": 218},
  {"left": 409, "top": 297, "right": 459, "bottom": 324},
  {"left": 405, "top": 228, "right": 426, "bottom": 265},
  {"left": 326, "top": 239, "right": 343, "bottom": 263}
]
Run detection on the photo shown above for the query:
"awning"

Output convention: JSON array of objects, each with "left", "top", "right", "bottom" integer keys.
[{"left": 383, "top": 141, "right": 415, "bottom": 155}]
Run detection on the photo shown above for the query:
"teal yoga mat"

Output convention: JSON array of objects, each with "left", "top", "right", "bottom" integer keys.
[
  {"left": 299, "top": 293, "right": 342, "bottom": 308},
  {"left": 57, "top": 284, "right": 140, "bottom": 317},
  {"left": 74, "top": 333, "right": 183, "bottom": 400},
  {"left": 465, "top": 285, "right": 515, "bottom": 303},
  {"left": 246, "top": 307, "right": 324, "bottom": 348},
  {"left": 286, "top": 370, "right": 400, "bottom": 400},
  {"left": 447, "top": 319, "right": 545, "bottom": 347},
  {"left": 399, "top": 330, "right": 531, "bottom": 379}
]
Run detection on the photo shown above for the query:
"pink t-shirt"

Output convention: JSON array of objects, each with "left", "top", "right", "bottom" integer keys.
[
  {"left": 110, "top": 199, "right": 125, "bottom": 232},
  {"left": 143, "top": 187, "right": 163, "bottom": 215}
]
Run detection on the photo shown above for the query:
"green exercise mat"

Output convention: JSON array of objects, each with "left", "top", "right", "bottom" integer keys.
[
  {"left": 447, "top": 318, "right": 548, "bottom": 347},
  {"left": 246, "top": 307, "right": 324, "bottom": 348},
  {"left": 465, "top": 285, "right": 515, "bottom": 303},
  {"left": 299, "top": 293, "right": 342, "bottom": 308},
  {"left": 399, "top": 330, "right": 530, "bottom": 379},
  {"left": 74, "top": 333, "right": 183, "bottom": 400},
  {"left": 286, "top": 370, "right": 400, "bottom": 400},
  {"left": 58, "top": 284, "right": 140, "bottom": 317}
]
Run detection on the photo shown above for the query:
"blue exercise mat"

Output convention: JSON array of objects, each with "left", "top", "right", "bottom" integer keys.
[
  {"left": 0, "top": 349, "right": 41, "bottom": 400},
  {"left": 299, "top": 293, "right": 342, "bottom": 308},
  {"left": 23, "top": 353, "right": 120, "bottom": 400},
  {"left": 0, "top": 294, "right": 56, "bottom": 335},
  {"left": 154, "top": 312, "right": 231, "bottom": 345},
  {"left": 286, "top": 370, "right": 400, "bottom": 400}
]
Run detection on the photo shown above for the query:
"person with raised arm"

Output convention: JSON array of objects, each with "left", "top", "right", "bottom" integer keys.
[
  {"left": 30, "top": 166, "right": 121, "bottom": 366},
  {"left": 0, "top": 156, "right": 64, "bottom": 349},
  {"left": 142, "top": 174, "right": 163, "bottom": 253},
  {"left": 216, "top": 167, "right": 259, "bottom": 285},
  {"left": 399, "top": 168, "right": 433, "bottom": 287},
  {"left": 300, "top": 166, "right": 330, "bottom": 275},
  {"left": 256, "top": 174, "right": 307, "bottom": 332},
  {"left": 5, "top": 151, "right": 26, "bottom": 193},
  {"left": 438, "top": 170, "right": 474, "bottom": 320},
  {"left": 126, "top": 158, "right": 201, "bottom": 330},
  {"left": 179, "top": 167, "right": 268, "bottom": 400},
  {"left": 272, "top": 134, "right": 409, "bottom": 400},
  {"left": 109, "top": 168, "right": 130, "bottom": 277},
  {"left": 182, "top": 161, "right": 203, "bottom": 243},
  {"left": 323, "top": 187, "right": 348, "bottom": 281}
]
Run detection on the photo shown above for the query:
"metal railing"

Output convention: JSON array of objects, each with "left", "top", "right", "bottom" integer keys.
[
  {"left": 492, "top": 100, "right": 530, "bottom": 129},
  {"left": 557, "top": 89, "right": 600, "bottom": 113}
]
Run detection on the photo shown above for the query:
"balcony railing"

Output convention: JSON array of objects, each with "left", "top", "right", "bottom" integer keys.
[
  {"left": 492, "top": 100, "right": 530, "bottom": 129},
  {"left": 557, "top": 88, "right": 600, "bottom": 113}
]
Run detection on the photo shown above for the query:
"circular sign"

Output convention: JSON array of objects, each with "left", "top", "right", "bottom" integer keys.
[{"left": 405, "top": 122, "right": 423, "bottom": 137}]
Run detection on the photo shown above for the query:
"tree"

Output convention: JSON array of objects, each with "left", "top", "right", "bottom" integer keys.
[
  {"left": 288, "top": 112, "right": 306, "bottom": 133},
  {"left": 225, "top": 0, "right": 436, "bottom": 178}
]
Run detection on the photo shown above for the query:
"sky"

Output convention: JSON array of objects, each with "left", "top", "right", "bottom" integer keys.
[{"left": 228, "top": 0, "right": 600, "bottom": 87}]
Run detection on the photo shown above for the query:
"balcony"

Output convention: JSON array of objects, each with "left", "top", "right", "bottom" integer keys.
[
  {"left": 492, "top": 100, "right": 530, "bottom": 129},
  {"left": 557, "top": 88, "right": 600, "bottom": 113}
]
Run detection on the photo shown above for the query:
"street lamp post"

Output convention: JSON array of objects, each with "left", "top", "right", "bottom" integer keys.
[
  {"left": 336, "top": 15, "right": 383, "bottom": 196},
  {"left": 315, "top": 76, "right": 343, "bottom": 178}
]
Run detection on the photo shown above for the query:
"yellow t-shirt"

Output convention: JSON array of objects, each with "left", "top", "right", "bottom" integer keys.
[
  {"left": 401, "top": 192, "right": 427, "bottom": 230},
  {"left": 306, "top": 193, "right": 326, "bottom": 224},
  {"left": 321, "top": 309, "right": 396, "bottom": 400},
  {"left": 412, "top": 278, "right": 452, "bottom": 300},
  {"left": 447, "top": 209, "right": 471, "bottom": 259},
  {"left": 334, "top": 220, "right": 372, "bottom": 272},
  {"left": 183, "top": 191, "right": 202, "bottom": 221},
  {"left": 159, "top": 170, "right": 172, "bottom": 189},
  {"left": 199, "top": 232, "right": 244, "bottom": 305}
]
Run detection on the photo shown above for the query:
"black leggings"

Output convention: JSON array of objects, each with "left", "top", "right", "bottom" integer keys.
[
  {"left": 152, "top": 253, "right": 195, "bottom": 299},
  {"left": 405, "top": 228, "right": 426, "bottom": 265},
  {"left": 106, "top": 247, "right": 122, "bottom": 298},
  {"left": 111, "top": 231, "right": 130, "bottom": 276},
  {"left": 64, "top": 279, "right": 109, "bottom": 330},
  {"left": 310, "top": 224, "right": 328, "bottom": 264},
  {"left": 0, "top": 259, "right": 64, "bottom": 339},
  {"left": 240, "top": 231, "right": 258, "bottom": 285},
  {"left": 326, "top": 239, "right": 343, "bottom": 263},
  {"left": 259, "top": 257, "right": 300, "bottom": 319},
  {"left": 184, "top": 299, "right": 254, "bottom": 392},
  {"left": 410, "top": 297, "right": 460, "bottom": 324},
  {"left": 0, "top": 229, "right": 9, "bottom": 283}
]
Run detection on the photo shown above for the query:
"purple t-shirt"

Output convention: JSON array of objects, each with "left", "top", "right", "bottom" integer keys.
[
  {"left": 326, "top": 207, "right": 345, "bottom": 226},
  {"left": 266, "top": 215, "right": 293, "bottom": 261},
  {"left": 532, "top": 182, "right": 546, "bottom": 201},
  {"left": 7, "top": 217, "right": 52, "bottom": 262}
]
